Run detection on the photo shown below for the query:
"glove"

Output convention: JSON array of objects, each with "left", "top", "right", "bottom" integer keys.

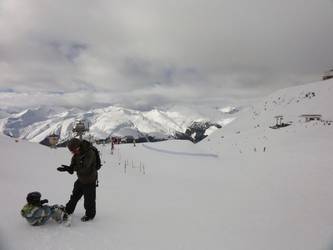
[
  {"left": 57, "top": 166, "right": 67, "bottom": 172},
  {"left": 57, "top": 165, "right": 74, "bottom": 174},
  {"left": 40, "top": 199, "right": 48, "bottom": 205}
]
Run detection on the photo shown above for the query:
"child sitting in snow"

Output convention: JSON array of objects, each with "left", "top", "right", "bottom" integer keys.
[{"left": 21, "top": 192, "right": 71, "bottom": 226}]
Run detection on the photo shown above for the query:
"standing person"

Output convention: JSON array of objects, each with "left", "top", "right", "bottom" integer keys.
[
  {"left": 57, "top": 138, "right": 98, "bottom": 222},
  {"left": 111, "top": 139, "right": 115, "bottom": 154}
]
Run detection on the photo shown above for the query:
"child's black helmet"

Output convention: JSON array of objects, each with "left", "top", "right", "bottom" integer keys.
[{"left": 26, "top": 192, "right": 41, "bottom": 205}]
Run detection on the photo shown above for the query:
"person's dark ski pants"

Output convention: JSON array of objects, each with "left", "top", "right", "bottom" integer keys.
[{"left": 65, "top": 179, "right": 96, "bottom": 218}]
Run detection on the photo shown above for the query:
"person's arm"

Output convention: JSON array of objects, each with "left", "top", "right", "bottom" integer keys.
[
  {"left": 21, "top": 205, "right": 43, "bottom": 225},
  {"left": 57, "top": 158, "right": 74, "bottom": 174}
]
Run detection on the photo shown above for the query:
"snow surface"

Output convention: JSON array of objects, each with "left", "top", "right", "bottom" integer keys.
[{"left": 1, "top": 79, "right": 333, "bottom": 250}]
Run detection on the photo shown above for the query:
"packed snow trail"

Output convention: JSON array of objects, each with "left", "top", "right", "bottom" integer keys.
[{"left": 142, "top": 143, "right": 219, "bottom": 158}]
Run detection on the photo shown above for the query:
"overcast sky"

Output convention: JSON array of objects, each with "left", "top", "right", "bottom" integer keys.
[{"left": 0, "top": 0, "right": 332, "bottom": 110}]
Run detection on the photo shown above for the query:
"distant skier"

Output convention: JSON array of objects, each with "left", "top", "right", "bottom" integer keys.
[
  {"left": 111, "top": 139, "right": 115, "bottom": 154},
  {"left": 20, "top": 192, "right": 70, "bottom": 226},
  {"left": 57, "top": 138, "right": 98, "bottom": 222}
]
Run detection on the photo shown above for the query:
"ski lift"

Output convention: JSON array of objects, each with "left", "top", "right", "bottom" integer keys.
[
  {"left": 323, "top": 69, "right": 333, "bottom": 80},
  {"left": 72, "top": 120, "right": 89, "bottom": 140}
]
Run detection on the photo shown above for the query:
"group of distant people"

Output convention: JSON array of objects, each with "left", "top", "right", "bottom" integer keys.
[{"left": 21, "top": 138, "right": 99, "bottom": 226}]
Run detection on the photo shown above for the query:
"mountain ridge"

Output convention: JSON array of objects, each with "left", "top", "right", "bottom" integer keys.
[
  {"left": 3, "top": 78, "right": 331, "bottom": 145},
  {"left": 0, "top": 104, "right": 235, "bottom": 144}
]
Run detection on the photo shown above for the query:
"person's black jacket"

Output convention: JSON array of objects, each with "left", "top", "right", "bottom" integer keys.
[{"left": 70, "top": 140, "right": 97, "bottom": 184}]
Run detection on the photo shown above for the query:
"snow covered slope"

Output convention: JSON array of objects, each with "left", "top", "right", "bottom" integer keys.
[
  {"left": 203, "top": 78, "right": 333, "bottom": 150},
  {"left": 1, "top": 79, "right": 333, "bottom": 250}
]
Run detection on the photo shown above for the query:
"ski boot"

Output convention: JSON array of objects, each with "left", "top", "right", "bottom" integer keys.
[{"left": 81, "top": 215, "right": 94, "bottom": 222}]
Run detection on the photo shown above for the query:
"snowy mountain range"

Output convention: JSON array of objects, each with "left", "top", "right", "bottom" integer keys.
[
  {"left": 0, "top": 104, "right": 238, "bottom": 144},
  {"left": 1, "top": 78, "right": 332, "bottom": 146}
]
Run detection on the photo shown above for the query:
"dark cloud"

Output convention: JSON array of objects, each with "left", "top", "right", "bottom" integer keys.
[
  {"left": 0, "top": 0, "right": 332, "bottom": 109},
  {"left": 48, "top": 41, "right": 88, "bottom": 63}
]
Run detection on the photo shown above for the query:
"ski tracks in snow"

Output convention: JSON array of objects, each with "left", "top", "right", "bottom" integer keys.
[{"left": 142, "top": 144, "right": 218, "bottom": 158}]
